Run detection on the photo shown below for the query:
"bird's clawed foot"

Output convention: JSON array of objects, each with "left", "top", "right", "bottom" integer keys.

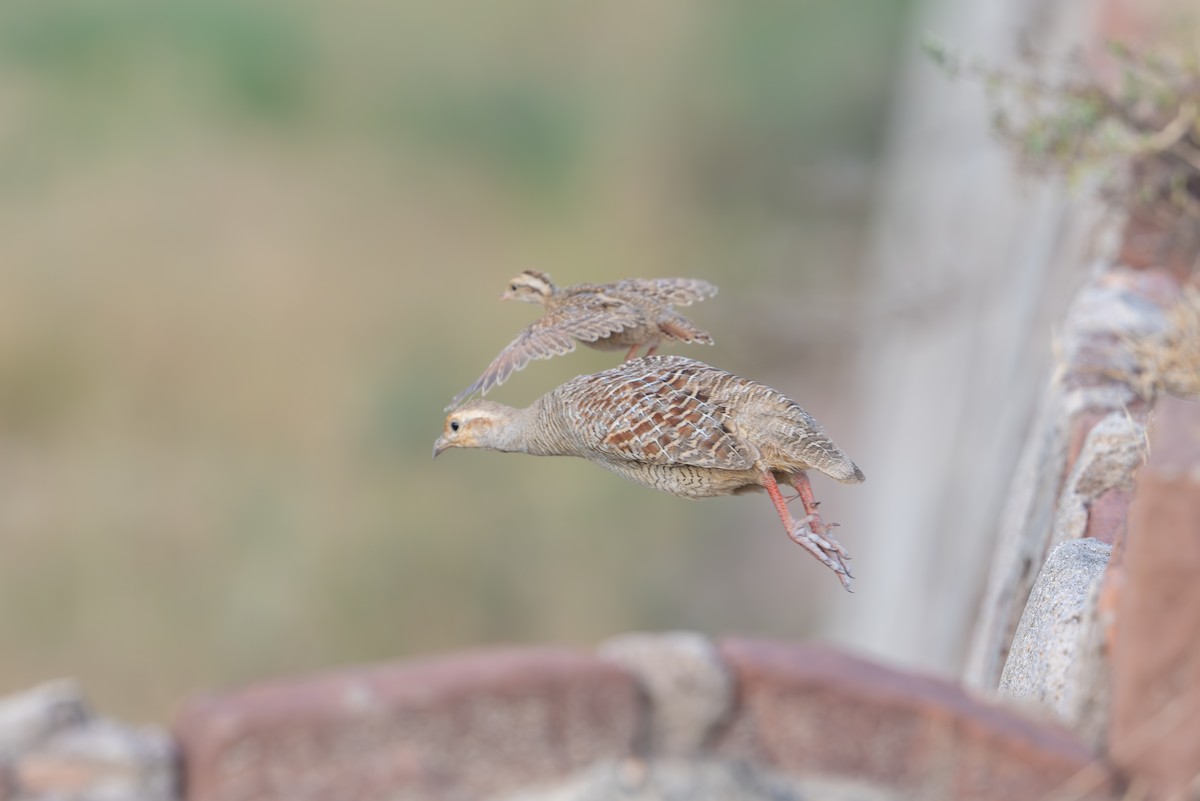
[{"left": 788, "top": 514, "right": 854, "bottom": 591}]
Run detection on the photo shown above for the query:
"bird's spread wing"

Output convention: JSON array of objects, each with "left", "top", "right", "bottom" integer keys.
[
  {"left": 571, "top": 356, "right": 757, "bottom": 470},
  {"left": 446, "top": 297, "right": 642, "bottom": 410},
  {"left": 607, "top": 278, "right": 717, "bottom": 307}
]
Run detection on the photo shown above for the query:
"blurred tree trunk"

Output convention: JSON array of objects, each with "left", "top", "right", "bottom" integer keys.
[{"left": 825, "top": 0, "right": 1112, "bottom": 675}]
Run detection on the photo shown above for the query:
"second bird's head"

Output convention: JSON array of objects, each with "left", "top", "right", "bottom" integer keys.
[
  {"left": 501, "top": 270, "right": 555, "bottom": 304},
  {"left": 433, "top": 400, "right": 516, "bottom": 457}
]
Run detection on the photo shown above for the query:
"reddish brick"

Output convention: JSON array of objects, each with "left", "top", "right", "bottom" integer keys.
[
  {"left": 1120, "top": 207, "right": 1187, "bottom": 275},
  {"left": 1109, "top": 397, "right": 1200, "bottom": 799},
  {"left": 1085, "top": 487, "right": 1133, "bottom": 546},
  {"left": 714, "top": 640, "right": 1118, "bottom": 801},
  {"left": 175, "top": 647, "right": 639, "bottom": 801},
  {"left": 1097, "top": 564, "right": 1125, "bottom": 660},
  {"left": 1066, "top": 411, "right": 1108, "bottom": 478},
  {"left": 1118, "top": 201, "right": 1200, "bottom": 284}
]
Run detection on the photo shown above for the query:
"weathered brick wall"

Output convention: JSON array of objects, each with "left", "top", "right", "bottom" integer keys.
[
  {"left": 965, "top": 146, "right": 1200, "bottom": 797},
  {"left": 1, "top": 634, "right": 1122, "bottom": 801},
  {"left": 167, "top": 635, "right": 1115, "bottom": 801}
]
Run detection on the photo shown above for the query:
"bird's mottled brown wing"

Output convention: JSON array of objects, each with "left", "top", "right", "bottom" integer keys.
[
  {"left": 562, "top": 356, "right": 757, "bottom": 469},
  {"left": 446, "top": 297, "right": 642, "bottom": 410},
  {"left": 607, "top": 278, "right": 717, "bottom": 307}
]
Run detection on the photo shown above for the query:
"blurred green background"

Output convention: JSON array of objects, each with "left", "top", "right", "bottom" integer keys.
[{"left": 0, "top": 0, "right": 915, "bottom": 720}]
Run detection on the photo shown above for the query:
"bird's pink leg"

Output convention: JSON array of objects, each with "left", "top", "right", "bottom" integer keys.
[
  {"left": 791, "top": 473, "right": 851, "bottom": 563},
  {"left": 792, "top": 474, "right": 830, "bottom": 533},
  {"left": 624, "top": 345, "right": 640, "bottom": 360},
  {"left": 762, "top": 471, "right": 853, "bottom": 591},
  {"left": 645, "top": 345, "right": 658, "bottom": 356}
]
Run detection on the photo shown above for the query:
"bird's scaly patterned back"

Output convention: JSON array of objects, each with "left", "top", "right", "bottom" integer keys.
[{"left": 534, "top": 355, "right": 860, "bottom": 481}]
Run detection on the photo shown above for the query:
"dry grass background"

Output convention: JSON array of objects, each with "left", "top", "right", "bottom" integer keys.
[{"left": 0, "top": 0, "right": 914, "bottom": 720}]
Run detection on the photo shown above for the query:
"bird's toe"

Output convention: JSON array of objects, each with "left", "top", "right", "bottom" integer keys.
[{"left": 788, "top": 515, "right": 854, "bottom": 591}]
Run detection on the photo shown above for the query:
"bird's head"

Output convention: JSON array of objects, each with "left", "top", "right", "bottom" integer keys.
[
  {"left": 501, "top": 270, "right": 555, "bottom": 304},
  {"left": 433, "top": 400, "right": 518, "bottom": 457}
]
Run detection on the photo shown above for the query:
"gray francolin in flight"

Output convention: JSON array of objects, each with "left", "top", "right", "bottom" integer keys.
[
  {"left": 434, "top": 355, "right": 865, "bottom": 589},
  {"left": 446, "top": 270, "right": 717, "bottom": 410}
]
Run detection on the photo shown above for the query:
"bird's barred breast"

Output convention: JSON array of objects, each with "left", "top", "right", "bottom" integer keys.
[{"left": 598, "top": 459, "right": 757, "bottom": 498}]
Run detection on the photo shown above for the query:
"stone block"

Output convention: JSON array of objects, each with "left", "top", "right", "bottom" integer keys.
[
  {"left": 713, "top": 640, "right": 1116, "bottom": 801},
  {"left": 1051, "top": 412, "right": 1146, "bottom": 549},
  {"left": 598, "top": 631, "right": 733, "bottom": 757},
  {"left": 0, "top": 681, "right": 175, "bottom": 801},
  {"left": 175, "top": 647, "right": 638, "bottom": 801},
  {"left": 0, "top": 681, "right": 89, "bottom": 756},
  {"left": 998, "top": 538, "right": 1112, "bottom": 744}
]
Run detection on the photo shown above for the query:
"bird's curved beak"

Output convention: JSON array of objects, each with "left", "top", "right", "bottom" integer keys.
[
  {"left": 500, "top": 290, "right": 514, "bottom": 301},
  {"left": 432, "top": 435, "right": 449, "bottom": 458}
]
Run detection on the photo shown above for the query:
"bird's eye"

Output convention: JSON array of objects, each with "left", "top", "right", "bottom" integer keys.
[
  {"left": 510, "top": 284, "right": 518, "bottom": 291},
  {"left": 450, "top": 420, "right": 461, "bottom": 432}
]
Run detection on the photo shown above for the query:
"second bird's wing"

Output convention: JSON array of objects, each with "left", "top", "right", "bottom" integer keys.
[
  {"left": 606, "top": 278, "right": 718, "bottom": 307},
  {"left": 446, "top": 297, "right": 642, "bottom": 410}
]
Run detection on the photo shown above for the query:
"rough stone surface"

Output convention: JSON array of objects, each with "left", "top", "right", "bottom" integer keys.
[
  {"left": 1064, "top": 413, "right": 1146, "bottom": 499},
  {"left": 1051, "top": 413, "right": 1146, "bottom": 549},
  {"left": 0, "top": 681, "right": 89, "bottom": 755},
  {"left": 0, "top": 681, "right": 176, "bottom": 801},
  {"left": 598, "top": 631, "right": 733, "bottom": 757},
  {"left": 1109, "top": 396, "right": 1200, "bottom": 800},
  {"left": 16, "top": 719, "right": 175, "bottom": 801},
  {"left": 497, "top": 759, "right": 900, "bottom": 801},
  {"left": 998, "top": 538, "right": 1112, "bottom": 738},
  {"left": 175, "top": 646, "right": 639, "bottom": 801},
  {"left": 712, "top": 640, "right": 1116, "bottom": 801}
]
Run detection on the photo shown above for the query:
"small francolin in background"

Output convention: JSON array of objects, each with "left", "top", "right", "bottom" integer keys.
[{"left": 447, "top": 271, "right": 717, "bottom": 410}]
